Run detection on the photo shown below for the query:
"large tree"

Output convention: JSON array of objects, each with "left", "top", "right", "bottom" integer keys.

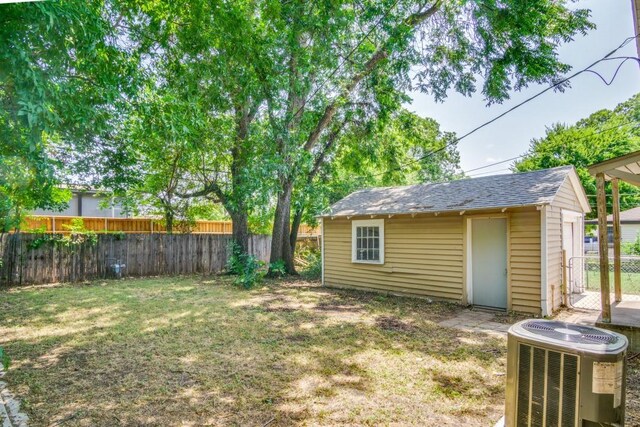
[
  {"left": 255, "top": 0, "right": 595, "bottom": 272},
  {"left": 121, "top": 1, "right": 274, "bottom": 252},
  {"left": 123, "top": 0, "right": 594, "bottom": 272},
  {"left": 515, "top": 93, "right": 640, "bottom": 216}
]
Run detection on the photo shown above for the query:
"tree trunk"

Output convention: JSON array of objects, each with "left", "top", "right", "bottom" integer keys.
[
  {"left": 165, "top": 209, "right": 174, "bottom": 234},
  {"left": 289, "top": 207, "right": 303, "bottom": 255},
  {"left": 230, "top": 210, "right": 250, "bottom": 255},
  {"left": 269, "top": 182, "right": 297, "bottom": 274}
]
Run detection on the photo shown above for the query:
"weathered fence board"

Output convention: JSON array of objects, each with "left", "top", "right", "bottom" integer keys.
[{"left": 0, "top": 233, "right": 271, "bottom": 286}]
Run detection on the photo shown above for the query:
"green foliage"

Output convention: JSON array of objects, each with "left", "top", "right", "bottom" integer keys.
[
  {"left": 27, "top": 219, "right": 97, "bottom": 250},
  {"left": 299, "top": 248, "right": 322, "bottom": 280},
  {"left": 268, "top": 260, "right": 287, "bottom": 278},
  {"left": 623, "top": 233, "right": 640, "bottom": 256},
  {"left": 123, "top": 0, "right": 592, "bottom": 267},
  {"left": 227, "top": 242, "right": 266, "bottom": 289},
  {"left": 0, "top": 2, "right": 140, "bottom": 230},
  {"left": 0, "top": 346, "right": 9, "bottom": 371},
  {"left": 3, "top": 0, "right": 595, "bottom": 270},
  {"left": 515, "top": 93, "right": 640, "bottom": 218},
  {"left": 107, "top": 231, "right": 127, "bottom": 241}
]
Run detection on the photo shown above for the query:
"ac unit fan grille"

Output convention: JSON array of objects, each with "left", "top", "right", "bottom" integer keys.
[
  {"left": 516, "top": 343, "right": 578, "bottom": 427},
  {"left": 522, "top": 320, "right": 618, "bottom": 345}
]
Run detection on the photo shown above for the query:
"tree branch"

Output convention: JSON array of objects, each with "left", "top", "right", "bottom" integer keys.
[{"left": 302, "top": 0, "right": 442, "bottom": 153}]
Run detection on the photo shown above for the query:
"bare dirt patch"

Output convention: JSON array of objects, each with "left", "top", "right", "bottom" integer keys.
[{"left": 375, "top": 315, "right": 416, "bottom": 332}]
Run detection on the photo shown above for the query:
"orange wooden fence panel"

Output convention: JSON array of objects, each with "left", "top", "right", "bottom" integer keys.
[{"left": 22, "top": 216, "right": 318, "bottom": 236}]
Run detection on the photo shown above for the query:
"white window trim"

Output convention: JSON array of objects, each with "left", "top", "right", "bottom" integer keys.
[{"left": 351, "top": 219, "right": 384, "bottom": 264}]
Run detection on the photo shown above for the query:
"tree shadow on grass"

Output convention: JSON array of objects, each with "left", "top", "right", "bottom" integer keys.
[{"left": 1, "top": 277, "right": 507, "bottom": 426}]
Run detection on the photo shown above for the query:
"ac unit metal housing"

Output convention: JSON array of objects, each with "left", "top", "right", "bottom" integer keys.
[{"left": 505, "top": 319, "right": 628, "bottom": 427}]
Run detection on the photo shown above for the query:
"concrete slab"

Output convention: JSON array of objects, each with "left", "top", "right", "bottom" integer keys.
[
  {"left": 0, "top": 369, "right": 28, "bottom": 427},
  {"left": 438, "top": 309, "right": 512, "bottom": 338},
  {"left": 609, "top": 300, "right": 640, "bottom": 327},
  {"left": 596, "top": 301, "right": 640, "bottom": 352}
]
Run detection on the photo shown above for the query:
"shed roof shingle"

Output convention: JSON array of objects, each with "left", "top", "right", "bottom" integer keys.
[{"left": 324, "top": 166, "right": 577, "bottom": 217}]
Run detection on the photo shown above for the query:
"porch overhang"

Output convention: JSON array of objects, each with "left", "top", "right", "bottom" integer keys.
[
  {"left": 588, "top": 150, "right": 640, "bottom": 185},
  {"left": 588, "top": 150, "right": 640, "bottom": 323}
]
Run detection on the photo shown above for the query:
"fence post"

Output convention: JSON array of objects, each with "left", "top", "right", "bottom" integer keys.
[
  {"left": 612, "top": 178, "right": 622, "bottom": 302},
  {"left": 596, "top": 172, "right": 611, "bottom": 323}
]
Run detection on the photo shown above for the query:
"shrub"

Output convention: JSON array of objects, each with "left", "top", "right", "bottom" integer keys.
[
  {"left": 623, "top": 232, "right": 640, "bottom": 256},
  {"left": 227, "top": 242, "right": 265, "bottom": 289},
  {"left": 269, "top": 260, "right": 287, "bottom": 278},
  {"left": 234, "top": 255, "right": 265, "bottom": 289},
  {"left": 299, "top": 247, "right": 321, "bottom": 280}
]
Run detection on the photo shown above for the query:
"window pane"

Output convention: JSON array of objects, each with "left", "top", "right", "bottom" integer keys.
[{"left": 354, "top": 224, "right": 382, "bottom": 262}]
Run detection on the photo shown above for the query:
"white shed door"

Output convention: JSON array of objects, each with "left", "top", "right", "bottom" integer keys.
[{"left": 471, "top": 218, "right": 508, "bottom": 309}]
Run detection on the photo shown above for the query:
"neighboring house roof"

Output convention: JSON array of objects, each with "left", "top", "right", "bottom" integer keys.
[
  {"left": 585, "top": 206, "right": 640, "bottom": 224},
  {"left": 323, "top": 166, "right": 589, "bottom": 218}
]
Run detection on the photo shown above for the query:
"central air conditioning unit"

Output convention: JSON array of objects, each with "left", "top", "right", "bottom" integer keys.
[{"left": 504, "top": 319, "right": 628, "bottom": 427}]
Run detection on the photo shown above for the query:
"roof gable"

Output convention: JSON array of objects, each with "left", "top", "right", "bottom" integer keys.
[{"left": 325, "top": 166, "right": 586, "bottom": 217}]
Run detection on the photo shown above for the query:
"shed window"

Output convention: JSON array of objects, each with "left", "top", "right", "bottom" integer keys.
[{"left": 352, "top": 219, "right": 384, "bottom": 264}]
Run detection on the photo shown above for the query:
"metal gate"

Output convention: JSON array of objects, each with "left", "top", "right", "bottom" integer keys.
[{"left": 568, "top": 256, "right": 640, "bottom": 310}]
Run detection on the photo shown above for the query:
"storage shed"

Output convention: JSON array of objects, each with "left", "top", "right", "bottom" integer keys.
[{"left": 320, "top": 166, "right": 590, "bottom": 315}]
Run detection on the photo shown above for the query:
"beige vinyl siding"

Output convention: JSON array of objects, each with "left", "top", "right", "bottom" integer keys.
[
  {"left": 547, "top": 176, "right": 585, "bottom": 312},
  {"left": 323, "top": 216, "right": 464, "bottom": 301},
  {"left": 621, "top": 224, "right": 640, "bottom": 243},
  {"left": 324, "top": 209, "right": 542, "bottom": 313},
  {"left": 546, "top": 206, "right": 563, "bottom": 310},
  {"left": 553, "top": 177, "right": 584, "bottom": 212},
  {"left": 509, "top": 210, "right": 542, "bottom": 314}
]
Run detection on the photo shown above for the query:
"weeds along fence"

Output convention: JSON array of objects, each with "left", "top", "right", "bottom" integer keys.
[{"left": 0, "top": 233, "right": 271, "bottom": 286}]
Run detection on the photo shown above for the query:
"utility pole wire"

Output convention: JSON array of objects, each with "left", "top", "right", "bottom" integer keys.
[
  {"left": 368, "top": 35, "right": 640, "bottom": 179},
  {"left": 461, "top": 119, "right": 638, "bottom": 177}
]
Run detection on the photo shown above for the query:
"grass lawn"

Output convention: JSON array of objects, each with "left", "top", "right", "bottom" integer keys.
[
  {"left": 585, "top": 270, "right": 640, "bottom": 294},
  {"left": 0, "top": 276, "right": 511, "bottom": 426}
]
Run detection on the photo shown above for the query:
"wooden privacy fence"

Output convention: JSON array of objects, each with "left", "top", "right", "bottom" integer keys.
[
  {"left": 0, "top": 233, "right": 271, "bottom": 286},
  {"left": 22, "top": 216, "right": 320, "bottom": 236}
]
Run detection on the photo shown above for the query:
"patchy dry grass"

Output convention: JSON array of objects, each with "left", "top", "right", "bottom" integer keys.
[{"left": 1, "top": 277, "right": 508, "bottom": 426}]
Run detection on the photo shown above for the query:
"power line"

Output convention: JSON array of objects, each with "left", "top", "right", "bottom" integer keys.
[
  {"left": 457, "top": 119, "right": 637, "bottom": 178},
  {"left": 370, "top": 35, "right": 640, "bottom": 178},
  {"left": 463, "top": 155, "right": 524, "bottom": 174},
  {"left": 465, "top": 167, "right": 512, "bottom": 178}
]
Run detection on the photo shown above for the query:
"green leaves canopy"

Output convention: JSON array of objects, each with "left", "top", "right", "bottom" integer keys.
[
  {"left": 515, "top": 93, "right": 640, "bottom": 216},
  {"left": 0, "top": 1, "right": 140, "bottom": 230}
]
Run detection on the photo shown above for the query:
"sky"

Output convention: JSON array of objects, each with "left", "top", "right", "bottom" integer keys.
[{"left": 409, "top": 0, "right": 640, "bottom": 177}]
